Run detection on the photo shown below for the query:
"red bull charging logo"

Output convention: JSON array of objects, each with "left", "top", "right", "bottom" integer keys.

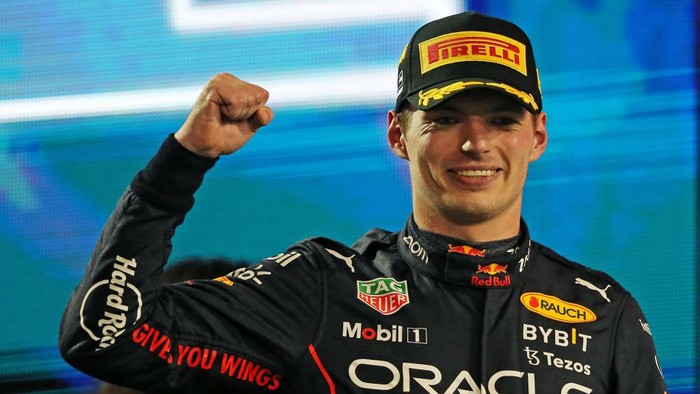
[
  {"left": 475, "top": 263, "right": 508, "bottom": 275},
  {"left": 447, "top": 244, "right": 485, "bottom": 257}
]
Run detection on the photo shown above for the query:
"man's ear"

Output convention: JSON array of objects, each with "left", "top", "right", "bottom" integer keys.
[
  {"left": 528, "top": 112, "right": 548, "bottom": 162},
  {"left": 387, "top": 110, "right": 409, "bottom": 160}
]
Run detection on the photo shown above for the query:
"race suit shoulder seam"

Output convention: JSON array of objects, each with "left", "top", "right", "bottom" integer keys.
[
  {"left": 533, "top": 241, "right": 627, "bottom": 291},
  {"left": 607, "top": 292, "right": 631, "bottom": 386},
  {"left": 286, "top": 240, "right": 330, "bottom": 373}
]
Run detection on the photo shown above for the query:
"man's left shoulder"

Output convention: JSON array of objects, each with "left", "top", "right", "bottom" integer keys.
[{"left": 529, "top": 241, "right": 630, "bottom": 303}]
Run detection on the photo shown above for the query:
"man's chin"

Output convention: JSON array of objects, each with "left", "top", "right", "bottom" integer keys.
[{"left": 441, "top": 203, "right": 497, "bottom": 226}]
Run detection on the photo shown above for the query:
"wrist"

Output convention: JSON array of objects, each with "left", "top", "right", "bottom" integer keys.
[{"left": 173, "top": 130, "right": 221, "bottom": 158}]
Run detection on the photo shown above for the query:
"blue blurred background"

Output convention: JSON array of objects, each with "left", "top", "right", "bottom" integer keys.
[{"left": 0, "top": 0, "right": 696, "bottom": 392}]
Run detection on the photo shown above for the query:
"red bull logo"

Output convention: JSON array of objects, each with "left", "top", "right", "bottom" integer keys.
[
  {"left": 471, "top": 263, "right": 511, "bottom": 287},
  {"left": 475, "top": 263, "right": 508, "bottom": 275},
  {"left": 471, "top": 275, "right": 511, "bottom": 287},
  {"left": 447, "top": 244, "right": 485, "bottom": 257}
]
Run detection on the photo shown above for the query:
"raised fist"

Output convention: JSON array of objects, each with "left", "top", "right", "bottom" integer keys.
[{"left": 174, "top": 73, "right": 274, "bottom": 157}]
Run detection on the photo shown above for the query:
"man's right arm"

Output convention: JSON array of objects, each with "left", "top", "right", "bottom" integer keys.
[
  {"left": 58, "top": 75, "right": 318, "bottom": 392},
  {"left": 58, "top": 132, "right": 217, "bottom": 386}
]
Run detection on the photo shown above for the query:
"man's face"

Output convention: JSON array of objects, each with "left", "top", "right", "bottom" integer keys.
[{"left": 388, "top": 89, "right": 548, "bottom": 232}]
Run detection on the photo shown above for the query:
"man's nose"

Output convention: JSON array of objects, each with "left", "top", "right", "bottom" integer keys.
[{"left": 460, "top": 117, "right": 491, "bottom": 154}]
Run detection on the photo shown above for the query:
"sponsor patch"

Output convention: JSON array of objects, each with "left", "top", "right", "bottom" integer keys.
[
  {"left": 521, "top": 292, "right": 596, "bottom": 323},
  {"left": 522, "top": 323, "right": 592, "bottom": 352},
  {"left": 80, "top": 255, "right": 142, "bottom": 350},
  {"left": 229, "top": 264, "right": 271, "bottom": 285},
  {"left": 418, "top": 31, "right": 527, "bottom": 75},
  {"left": 132, "top": 323, "right": 281, "bottom": 390},
  {"left": 357, "top": 277, "right": 409, "bottom": 315},
  {"left": 471, "top": 263, "right": 511, "bottom": 287},
  {"left": 266, "top": 251, "right": 302, "bottom": 266},
  {"left": 574, "top": 278, "right": 611, "bottom": 302},
  {"left": 348, "top": 358, "right": 592, "bottom": 393},
  {"left": 476, "top": 263, "right": 507, "bottom": 275},
  {"left": 214, "top": 275, "right": 234, "bottom": 286},
  {"left": 342, "top": 321, "right": 427, "bottom": 344},
  {"left": 448, "top": 244, "right": 485, "bottom": 257},
  {"left": 403, "top": 234, "right": 429, "bottom": 263},
  {"left": 516, "top": 241, "right": 531, "bottom": 272},
  {"left": 523, "top": 347, "right": 592, "bottom": 376},
  {"left": 325, "top": 248, "right": 356, "bottom": 273}
]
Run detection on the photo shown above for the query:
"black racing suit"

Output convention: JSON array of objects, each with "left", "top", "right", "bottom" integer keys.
[{"left": 59, "top": 135, "right": 667, "bottom": 393}]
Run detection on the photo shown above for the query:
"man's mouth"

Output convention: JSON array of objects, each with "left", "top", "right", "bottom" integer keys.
[{"left": 454, "top": 169, "right": 499, "bottom": 177}]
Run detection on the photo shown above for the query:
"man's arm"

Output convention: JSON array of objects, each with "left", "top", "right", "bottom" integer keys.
[
  {"left": 611, "top": 296, "right": 668, "bottom": 393},
  {"left": 58, "top": 75, "right": 319, "bottom": 392}
]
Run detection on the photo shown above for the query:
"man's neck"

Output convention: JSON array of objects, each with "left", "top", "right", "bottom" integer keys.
[{"left": 412, "top": 207, "right": 522, "bottom": 243}]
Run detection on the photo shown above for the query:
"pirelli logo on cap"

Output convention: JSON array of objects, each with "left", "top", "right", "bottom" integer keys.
[{"left": 418, "top": 31, "right": 527, "bottom": 75}]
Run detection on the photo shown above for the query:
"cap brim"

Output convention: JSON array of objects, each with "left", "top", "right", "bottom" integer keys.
[{"left": 405, "top": 78, "right": 540, "bottom": 113}]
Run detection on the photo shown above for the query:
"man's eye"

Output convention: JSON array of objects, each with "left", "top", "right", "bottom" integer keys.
[
  {"left": 490, "top": 117, "right": 518, "bottom": 126},
  {"left": 431, "top": 116, "right": 458, "bottom": 125}
]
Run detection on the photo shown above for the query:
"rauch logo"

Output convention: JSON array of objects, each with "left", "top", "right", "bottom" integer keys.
[{"left": 520, "top": 292, "right": 596, "bottom": 323}]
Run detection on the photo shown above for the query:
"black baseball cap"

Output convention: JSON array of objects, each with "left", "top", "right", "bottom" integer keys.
[{"left": 395, "top": 11, "right": 542, "bottom": 113}]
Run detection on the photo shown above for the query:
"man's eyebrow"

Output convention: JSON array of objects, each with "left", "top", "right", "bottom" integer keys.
[
  {"left": 483, "top": 96, "right": 526, "bottom": 113},
  {"left": 435, "top": 100, "right": 526, "bottom": 114},
  {"left": 491, "top": 102, "right": 527, "bottom": 114}
]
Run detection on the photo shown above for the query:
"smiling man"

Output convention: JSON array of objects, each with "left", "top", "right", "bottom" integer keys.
[
  {"left": 60, "top": 11, "right": 667, "bottom": 393},
  {"left": 389, "top": 89, "right": 547, "bottom": 242}
]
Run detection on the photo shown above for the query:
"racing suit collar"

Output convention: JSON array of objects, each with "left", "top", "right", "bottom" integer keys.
[{"left": 398, "top": 215, "right": 532, "bottom": 288}]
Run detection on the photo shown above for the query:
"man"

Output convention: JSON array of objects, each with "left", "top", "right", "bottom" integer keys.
[{"left": 59, "top": 11, "right": 667, "bottom": 393}]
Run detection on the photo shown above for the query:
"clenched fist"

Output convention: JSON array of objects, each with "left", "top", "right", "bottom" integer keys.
[{"left": 174, "top": 73, "right": 274, "bottom": 158}]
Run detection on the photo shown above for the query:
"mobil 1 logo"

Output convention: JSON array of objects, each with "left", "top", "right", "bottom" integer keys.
[{"left": 342, "top": 321, "right": 428, "bottom": 344}]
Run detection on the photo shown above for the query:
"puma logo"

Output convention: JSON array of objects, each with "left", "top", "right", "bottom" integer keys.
[
  {"left": 325, "top": 248, "right": 356, "bottom": 273},
  {"left": 575, "top": 278, "right": 611, "bottom": 302}
]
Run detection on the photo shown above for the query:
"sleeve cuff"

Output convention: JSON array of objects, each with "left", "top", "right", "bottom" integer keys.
[{"left": 129, "top": 134, "right": 219, "bottom": 214}]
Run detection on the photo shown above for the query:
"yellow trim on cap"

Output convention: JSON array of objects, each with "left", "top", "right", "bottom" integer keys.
[
  {"left": 417, "top": 80, "right": 539, "bottom": 111},
  {"left": 398, "top": 45, "right": 408, "bottom": 66}
]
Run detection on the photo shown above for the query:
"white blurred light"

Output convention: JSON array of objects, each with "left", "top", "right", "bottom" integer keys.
[
  {"left": 0, "top": 1, "right": 466, "bottom": 123},
  {"left": 169, "top": 0, "right": 462, "bottom": 33},
  {"left": 0, "top": 67, "right": 395, "bottom": 123}
]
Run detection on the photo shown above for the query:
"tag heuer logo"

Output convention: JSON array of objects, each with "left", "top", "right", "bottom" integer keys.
[{"left": 357, "top": 278, "right": 410, "bottom": 315}]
